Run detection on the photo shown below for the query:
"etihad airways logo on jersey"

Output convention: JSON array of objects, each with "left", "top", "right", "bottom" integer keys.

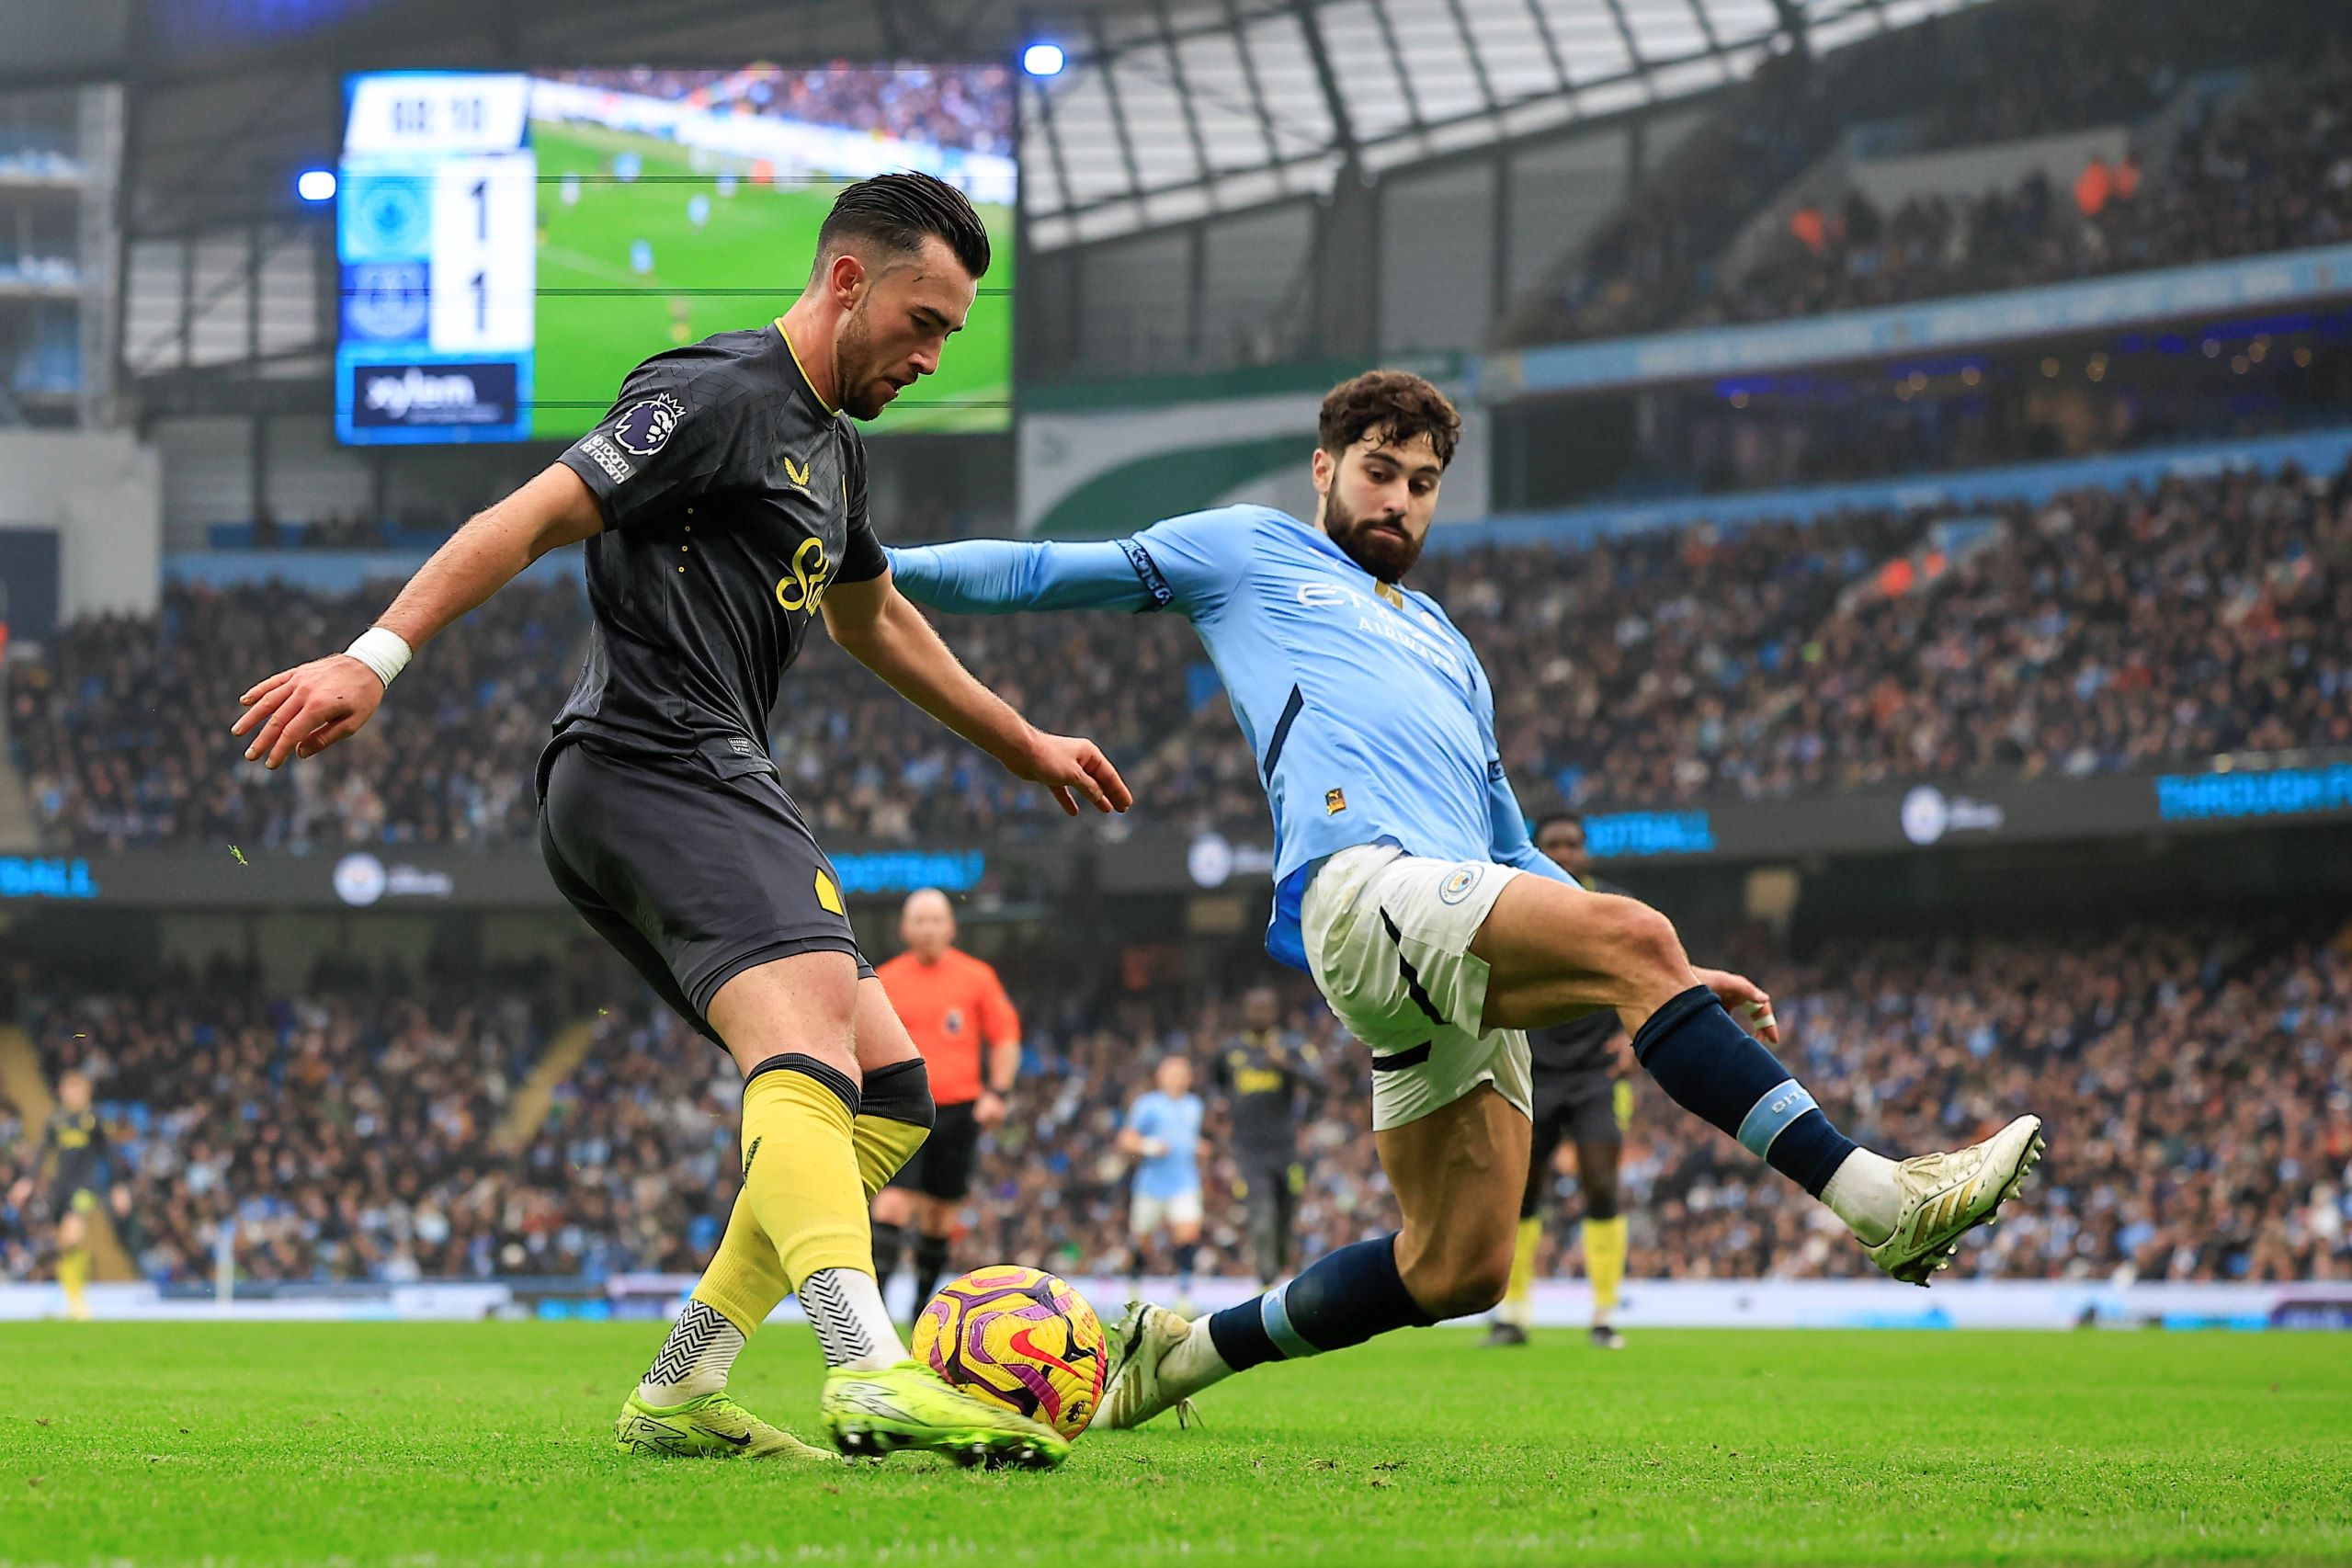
[
  {"left": 775, "top": 536, "right": 837, "bottom": 612},
  {"left": 1292, "top": 581, "right": 1460, "bottom": 679}
]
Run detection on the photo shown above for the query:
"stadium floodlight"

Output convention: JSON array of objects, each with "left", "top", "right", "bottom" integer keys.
[
  {"left": 296, "top": 168, "right": 338, "bottom": 202},
  {"left": 1021, "top": 42, "right": 1066, "bottom": 77}
]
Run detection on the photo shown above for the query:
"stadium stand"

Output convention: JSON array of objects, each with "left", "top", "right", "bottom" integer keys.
[
  {"left": 7, "top": 916, "right": 2346, "bottom": 1287},
  {"left": 1705, "top": 51, "right": 2352, "bottom": 328},
  {"left": 1505, "top": 0, "right": 2343, "bottom": 347}
]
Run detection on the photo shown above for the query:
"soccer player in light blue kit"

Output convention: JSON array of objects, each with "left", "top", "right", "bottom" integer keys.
[
  {"left": 888, "top": 370, "right": 2045, "bottom": 1429},
  {"left": 1119, "top": 1055, "right": 1209, "bottom": 1313}
]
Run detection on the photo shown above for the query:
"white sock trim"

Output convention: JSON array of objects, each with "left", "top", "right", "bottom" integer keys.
[
  {"left": 1160, "top": 1315, "right": 1236, "bottom": 1402},
  {"left": 1820, "top": 1148, "right": 1901, "bottom": 1245},
  {"left": 802, "top": 1267, "right": 907, "bottom": 1371},
  {"left": 638, "top": 1300, "right": 744, "bottom": 1404}
]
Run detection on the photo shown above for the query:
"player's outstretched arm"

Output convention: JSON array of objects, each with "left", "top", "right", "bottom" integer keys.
[
  {"left": 231, "top": 464, "right": 604, "bottom": 768},
  {"left": 882, "top": 538, "right": 1156, "bottom": 615},
  {"left": 821, "top": 569, "right": 1133, "bottom": 818}
]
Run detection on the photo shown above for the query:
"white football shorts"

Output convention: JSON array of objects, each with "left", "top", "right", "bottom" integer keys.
[
  {"left": 1301, "top": 842, "right": 1533, "bottom": 1131},
  {"left": 1129, "top": 1187, "right": 1205, "bottom": 1236}
]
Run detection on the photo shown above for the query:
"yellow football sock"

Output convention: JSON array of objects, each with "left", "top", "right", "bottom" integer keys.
[
  {"left": 1500, "top": 1215, "right": 1541, "bottom": 1328},
  {"left": 1585, "top": 1215, "right": 1628, "bottom": 1324},
  {"left": 853, "top": 1059, "right": 935, "bottom": 1201},
  {"left": 690, "top": 1192, "right": 790, "bottom": 1337},
  {"left": 690, "top": 1061, "right": 933, "bottom": 1337},
  {"left": 736, "top": 1060, "right": 872, "bottom": 1292},
  {"left": 59, "top": 1247, "right": 91, "bottom": 1319}
]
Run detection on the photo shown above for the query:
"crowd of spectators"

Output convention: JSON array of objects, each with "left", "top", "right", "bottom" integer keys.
[
  {"left": 10, "top": 578, "right": 589, "bottom": 852},
  {"left": 1506, "top": 0, "right": 2336, "bottom": 347},
  {"left": 540, "top": 65, "right": 1014, "bottom": 157},
  {"left": 13, "top": 455, "right": 2342, "bottom": 849},
  {"left": 1706, "top": 51, "right": 2352, "bottom": 328},
  {"left": 8, "top": 914, "right": 2346, "bottom": 1289}
]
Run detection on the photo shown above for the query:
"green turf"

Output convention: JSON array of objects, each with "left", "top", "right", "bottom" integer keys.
[
  {"left": 531, "top": 119, "right": 1014, "bottom": 439},
  {"left": 3, "top": 1324, "right": 2346, "bottom": 1566}
]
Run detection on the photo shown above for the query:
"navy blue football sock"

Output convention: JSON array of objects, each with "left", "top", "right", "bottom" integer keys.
[
  {"left": 1633, "top": 984, "right": 1856, "bottom": 1196},
  {"left": 1172, "top": 1242, "right": 1198, "bottom": 1291},
  {"left": 1205, "top": 1233, "right": 1435, "bottom": 1373}
]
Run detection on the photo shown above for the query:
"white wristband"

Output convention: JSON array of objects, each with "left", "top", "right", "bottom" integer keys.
[{"left": 344, "top": 627, "right": 413, "bottom": 689}]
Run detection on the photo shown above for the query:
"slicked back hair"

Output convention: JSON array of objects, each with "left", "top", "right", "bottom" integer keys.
[
  {"left": 813, "top": 171, "right": 991, "bottom": 283},
  {"left": 1318, "top": 369, "right": 1461, "bottom": 469}
]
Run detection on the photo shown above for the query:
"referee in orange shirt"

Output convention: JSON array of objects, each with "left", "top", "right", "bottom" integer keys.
[{"left": 870, "top": 887, "right": 1022, "bottom": 1316}]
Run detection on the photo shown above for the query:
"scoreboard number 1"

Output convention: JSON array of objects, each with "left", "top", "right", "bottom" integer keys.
[{"left": 428, "top": 152, "right": 535, "bottom": 354}]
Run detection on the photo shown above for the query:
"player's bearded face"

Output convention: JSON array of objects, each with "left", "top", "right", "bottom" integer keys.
[
  {"left": 834, "top": 242, "right": 975, "bottom": 421},
  {"left": 1318, "top": 433, "right": 1441, "bottom": 583}
]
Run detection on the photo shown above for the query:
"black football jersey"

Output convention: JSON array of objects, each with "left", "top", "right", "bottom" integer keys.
[{"left": 550, "top": 323, "right": 889, "bottom": 766}]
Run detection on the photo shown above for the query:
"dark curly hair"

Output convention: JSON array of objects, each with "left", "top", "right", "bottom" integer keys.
[
  {"left": 1317, "top": 369, "right": 1461, "bottom": 469},
  {"left": 814, "top": 170, "right": 991, "bottom": 280}
]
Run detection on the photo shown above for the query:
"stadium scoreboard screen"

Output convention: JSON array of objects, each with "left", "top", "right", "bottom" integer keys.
[{"left": 335, "top": 66, "right": 1017, "bottom": 446}]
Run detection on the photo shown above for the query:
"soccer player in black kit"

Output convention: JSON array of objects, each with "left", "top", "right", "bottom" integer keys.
[
  {"left": 1215, "top": 985, "right": 1314, "bottom": 1289},
  {"left": 7, "top": 1071, "right": 108, "bottom": 1321},
  {"left": 1483, "top": 812, "right": 1637, "bottom": 1349},
  {"left": 233, "top": 173, "right": 1127, "bottom": 1470}
]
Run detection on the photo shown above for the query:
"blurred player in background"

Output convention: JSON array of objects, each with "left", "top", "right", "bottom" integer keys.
[
  {"left": 1216, "top": 985, "right": 1313, "bottom": 1289},
  {"left": 870, "top": 887, "right": 1021, "bottom": 1320},
  {"left": 230, "top": 172, "right": 1126, "bottom": 1471},
  {"left": 7, "top": 1072, "right": 107, "bottom": 1322},
  {"left": 1485, "top": 812, "right": 1635, "bottom": 1350},
  {"left": 1120, "top": 1055, "right": 1208, "bottom": 1314}
]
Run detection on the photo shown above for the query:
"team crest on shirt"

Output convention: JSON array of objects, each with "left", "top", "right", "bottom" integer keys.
[
  {"left": 610, "top": 392, "right": 685, "bottom": 457},
  {"left": 943, "top": 1008, "right": 965, "bottom": 1036},
  {"left": 1439, "top": 864, "right": 1484, "bottom": 905}
]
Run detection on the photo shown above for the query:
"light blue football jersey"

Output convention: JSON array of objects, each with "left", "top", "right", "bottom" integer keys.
[
  {"left": 886, "top": 505, "right": 1573, "bottom": 968},
  {"left": 1123, "top": 1090, "right": 1206, "bottom": 1199}
]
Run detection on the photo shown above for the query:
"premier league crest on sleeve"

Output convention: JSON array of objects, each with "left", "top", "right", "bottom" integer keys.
[{"left": 611, "top": 392, "right": 686, "bottom": 457}]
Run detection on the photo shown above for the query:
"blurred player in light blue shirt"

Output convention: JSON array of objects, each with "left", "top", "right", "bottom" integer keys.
[
  {"left": 884, "top": 370, "right": 2040, "bottom": 1434},
  {"left": 1119, "top": 1055, "right": 1208, "bottom": 1312}
]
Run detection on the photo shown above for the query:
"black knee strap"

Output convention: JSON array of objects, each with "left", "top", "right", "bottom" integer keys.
[
  {"left": 860, "top": 1057, "right": 936, "bottom": 1130},
  {"left": 744, "top": 1052, "right": 861, "bottom": 1117}
]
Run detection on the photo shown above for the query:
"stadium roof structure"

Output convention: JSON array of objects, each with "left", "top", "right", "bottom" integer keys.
[{"left": 1018, "top": 0, "right": 1995, "bottom": 247}]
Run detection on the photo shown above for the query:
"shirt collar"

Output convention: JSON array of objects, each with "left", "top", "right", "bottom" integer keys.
[{"left": 772, "top": 319, "right": 841, "bottom": 419}]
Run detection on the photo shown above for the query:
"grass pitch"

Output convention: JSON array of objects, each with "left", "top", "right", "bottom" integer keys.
[
  {"left": 531, "top": 119, "right": 1015, "bottom": 439},
  {"left": 3, "top": 1324, "right": 2346, "bottom": 1566}
]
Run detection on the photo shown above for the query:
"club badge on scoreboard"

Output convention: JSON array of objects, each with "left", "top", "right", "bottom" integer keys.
[{"left": 342, "top": 263, "right": 431, "bottom": 342}]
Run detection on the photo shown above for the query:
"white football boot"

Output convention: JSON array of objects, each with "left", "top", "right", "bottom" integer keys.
[
  {"left": 1098, "top": 1302, "right": 1203, "bottom": 1431},
  {"left": 1863, "top": 1114, "right": 2046, "bottom": 1285}
]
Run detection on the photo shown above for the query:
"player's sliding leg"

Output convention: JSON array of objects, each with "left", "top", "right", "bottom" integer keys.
[
  {"left": 1471, "top": 876, "right": 2042, "bottom": 1284},
  {"left": 689, "top": 959, "right": 1062, "bottom": 1469},
  {"left": 1575, "top": 1135, "right": 1628, "bottom": 1349},
  {"left": 1102, "top": 1087, "right": 1524, "bottom": 1429}
]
